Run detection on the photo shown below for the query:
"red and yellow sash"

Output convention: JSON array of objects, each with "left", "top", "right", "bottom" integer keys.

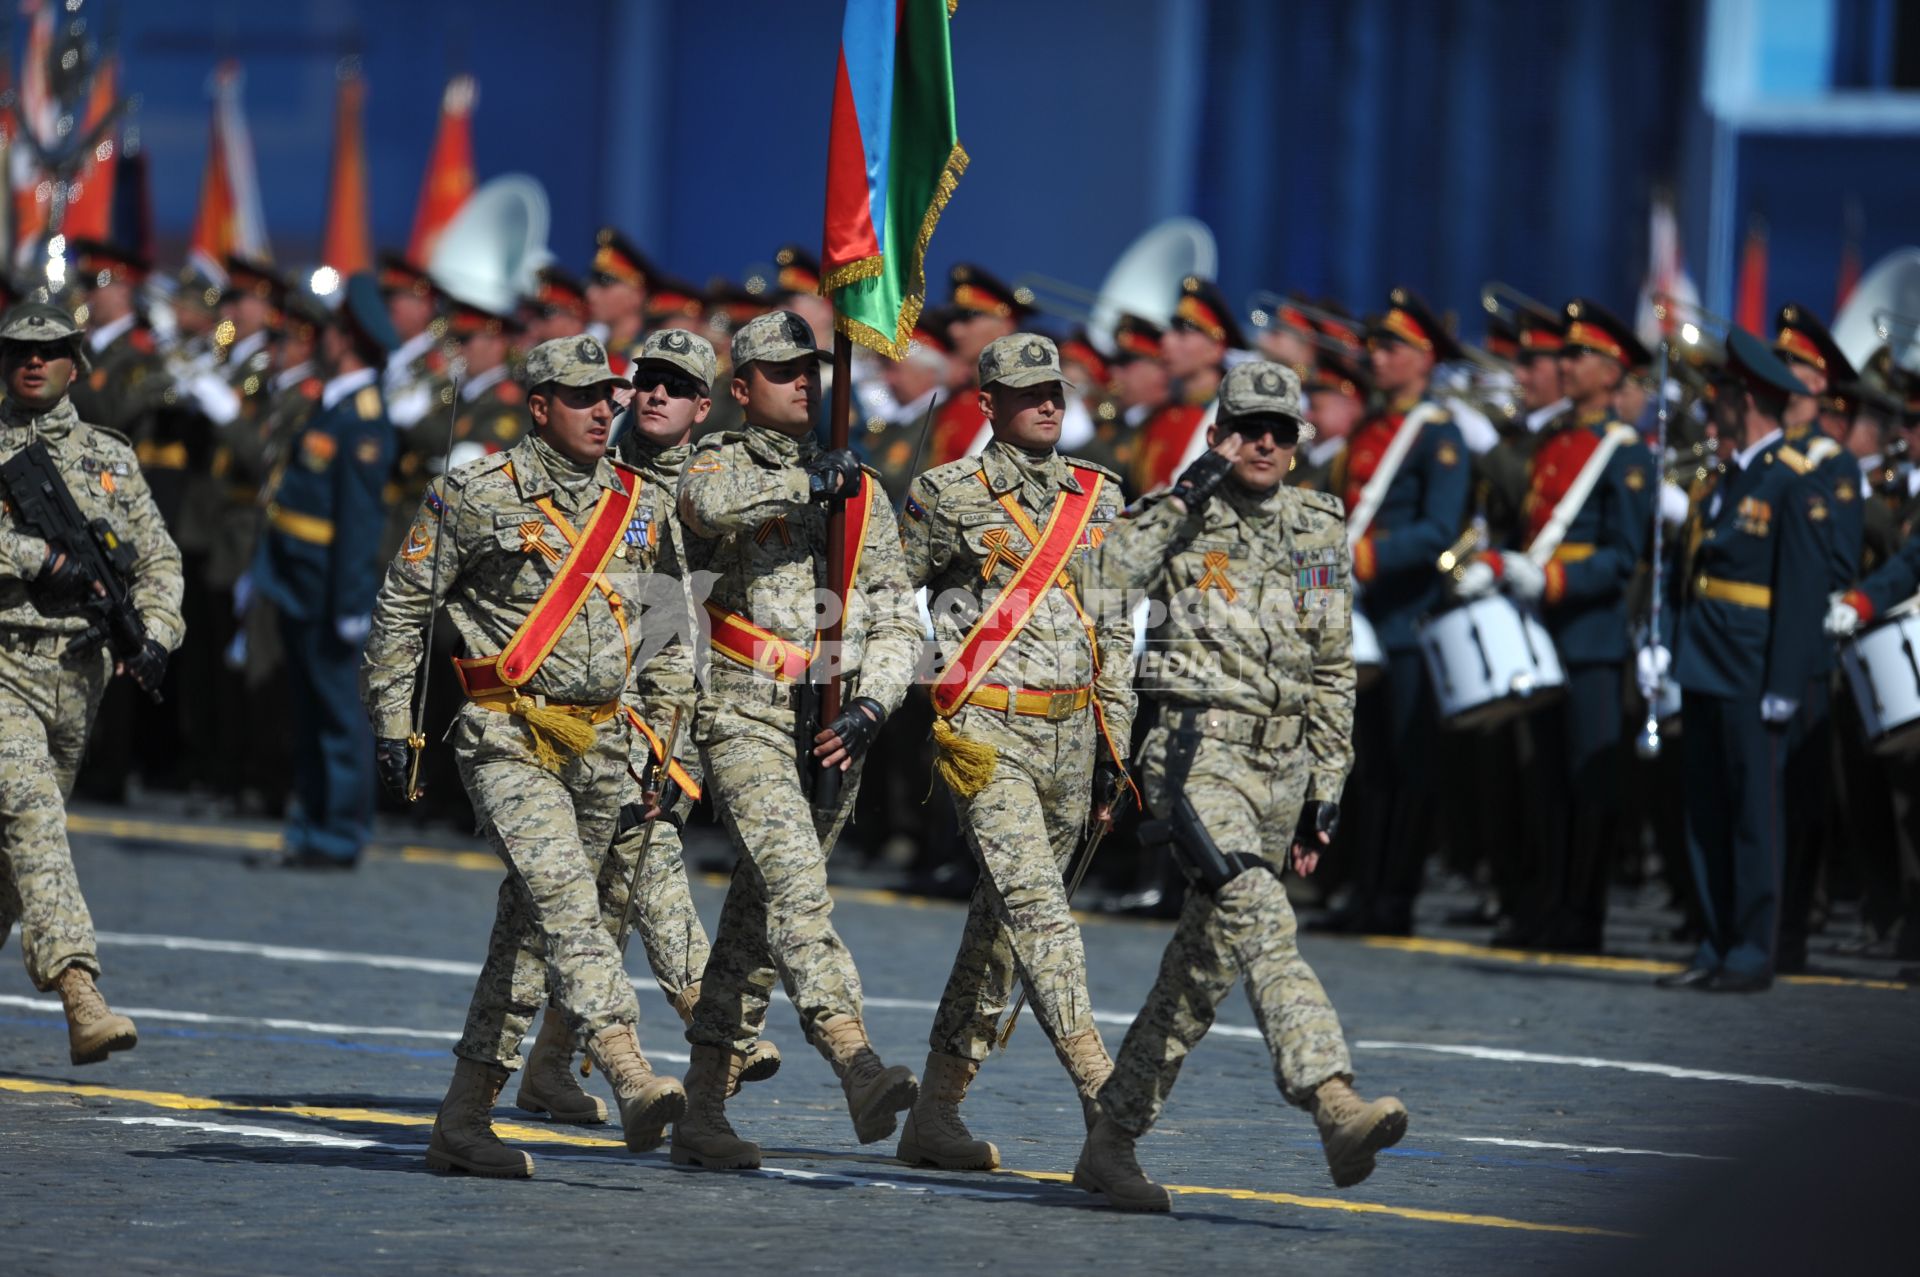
[
  {"left": 455, "top": 463, "right": 642, "bottom": 696},
  {"left": 705, "top": 473, "right": 874, "bottom": 682},
  {"left": 623, "top": 706, "right": 702, "bottom": 800},
  {"left": 930, "top": 469, "right": 1103, "bottom": 718}
]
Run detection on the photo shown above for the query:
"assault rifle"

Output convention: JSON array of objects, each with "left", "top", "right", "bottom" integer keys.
[{"left": 0, "top": 438, "right": 159, "bottom": 700}]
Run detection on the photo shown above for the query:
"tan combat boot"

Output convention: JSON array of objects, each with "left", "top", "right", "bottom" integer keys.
[
  {"left": 1058, "top": 1027, "right": 1114, "bottom": 1131},
  {"left": 425, "top": 1058, "right": 534, "bottom": 1178},
  {"left": 55, "top": 966, "right": 137, "bottom": 1065},
  {"left": 587, "top": 1023, "right": 687, "bottom": 1153},
  {"left": 669, "top": 1044, "right": 761, "bottom": 1170},
  {"left": 896, "top": 1052, "right": 999, "bottom": 1170},
  {"left": 515, "top": 1011, "right": 607, "bottom": 1125},
  {"left": 1311, "top": 1077, "right": 1409, "bottom": 1187},
  {"left": 1073, "top": 1110, "right": 1170, "bottom": 1212},
  {"left": 671, "top": 982, "right": 781, "bottom": 1091},
  {"left": 816, "top": 1013, "right": 918, "bottom": 1144}
]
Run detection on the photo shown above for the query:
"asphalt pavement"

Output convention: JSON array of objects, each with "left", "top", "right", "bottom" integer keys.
[{"left": 2, "top": 804, "right": 1914, "bottom": 1275}]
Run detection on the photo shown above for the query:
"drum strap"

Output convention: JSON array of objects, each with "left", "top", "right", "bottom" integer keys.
[
  {"left": 1348, "top": 402, "right": 1445, "bottom": 548},
  {"left": 1525, "top": 424, "right": 1635, "bottom": 568}
]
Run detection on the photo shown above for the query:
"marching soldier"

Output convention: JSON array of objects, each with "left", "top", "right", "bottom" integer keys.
[
  {"left": 1100, "top": 313, "right": 1171, "bottom": 496},
  {"left": 1457, "top": 300, "right": 1655, "bottom": 950},
  {"left": 0, "top": 302, "right": 181, "bottom": 1064},
  {"left": 1074, "top": 362, "right": 1406, "bottom": 1211},
  {"left": 586, "top": 227, "right": 654, "bottom": 359},
  {"left": 362, "top": 333, "right": 689, "bottom": 1176},
  {"left": 1770, "top": 304, "right": 1863, "bottom": 972},
  {"left": 929, "top": 264, "right": 1026, "bottom": 465},
  {"left": 514, "top": 327, "right": 782, "bottom": 1124},
  {"left": 522, "top": 264, "right": 591, "bottom": 347},
  {"left": 253, "top": 276, "right": 397, "bottom": 869},
  {"left": 1133, "top": 275, "right": 1244, "bottom": 492},
  {"left": 67, "top": 239, "right": 164, "bottom": 440},
  {"left": 1648, "top": 330, "right": 1829, "bottom": 992},
  {"left": 894, "top": 333, "right": 1136, "bottom": 1170},
  {"left": 1319, "top": 288, "right": 1469, "bottom": 934},
  {"left": 669, "top": 310, "right": 922, "bottom": 1171},
  {"left": 1294, "top": 331, "right": 1371, "bottom": 492},
  {"left": 377, "top": 253, "right": 451, "bottom": 561}
]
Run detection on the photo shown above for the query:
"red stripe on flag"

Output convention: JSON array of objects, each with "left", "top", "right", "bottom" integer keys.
[{"left": 823, "top": 51, "right": 881, "bottom": 277}]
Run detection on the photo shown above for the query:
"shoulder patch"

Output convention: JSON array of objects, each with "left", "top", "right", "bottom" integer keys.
[
  {"left": 355, "top": 385, "right": 383, "bottom": 421},
  {"left": 446, "top": 448, "right": 514, "bottom": 487},
  {"left": 903, "top": 494, "right": 928, "bottom": 521},
  {"left": 78, "top": 422, "right": 136, "bottom": 454},
  {"left": 1776, "top": 446, "right": 1811, "bottom": 475},
  {"left": 1606, "top": 422, "right": 1641, "bottom": 445},
  {"left": 1066, "top": 457, "right": 1124, "bottom": 486}
]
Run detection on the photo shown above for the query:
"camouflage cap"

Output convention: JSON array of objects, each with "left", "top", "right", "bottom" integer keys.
[
  {"left": 523, "top": 334, "right": 627, "bottom": 390},
  {"left": 0, "top": 302, "right": 90, "bottom": 373},
  {"left": 978, "top": 332, "right": 1074, "bottom": 390},
  {"left": 731, "top": 308, "right": 828, "bottom": 369},
  {"left": 635, "top": 327, "right": 718, "bottom": 388},
  {"left": 1219, "top": 360, "right": 1305, "bottom": 424}
]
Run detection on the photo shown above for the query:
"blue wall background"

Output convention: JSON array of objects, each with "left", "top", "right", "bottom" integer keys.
[{"left": 46, "top": 0, "right": 1909, "bottom": 340}]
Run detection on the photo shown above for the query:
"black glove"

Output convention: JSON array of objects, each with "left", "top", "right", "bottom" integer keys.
[
  {"left": 821, "top": 695, "right": 886, "bottom": 761},
  {"left": 805, "top": 449, "right": 864, "bottom": 502},
  {"left": 37, "top": 541, "right": 96, "bottom": 607},
  {"left": 1295, "top": 800, "right": 1340, "bottom": 847},
  {"left": 122, "top": 638, "right": 169, "bottom": 695},
  {"left": 375, "top": 737, "right": 413, "bottom": 801},
  {"left": 1169, "top": 449, "right": 1233, "bottom": 511}
]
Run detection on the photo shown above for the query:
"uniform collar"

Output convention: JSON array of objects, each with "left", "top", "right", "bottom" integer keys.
[
  {"left": 224, "top": 328, "right": 270, "bottom": 370},
  {"left": 741, "top": 422, "right": 815, "bottom": 466},
  {"left": 460, "top": 363, "right": 510, "bottom": 402},
  {"left": 511, "top": 433, "right": 623, "bottom": 500},
  {"left": 1526, "top": 398, "right": 1570, "bottom": 433},
  {"left": 88, "top": 312, "right": 137, "bottom": 353},
  {"left": 1306, "top": 436, "right": 1343, "bottom": 468},
  {"left": 321, "top": 367, "right": 379, "bottom": 410},
  {"left": 389, "top": 328, "right": 438, "bottom": 369},
  {"left": 0, "top": 396, "right": 79, "bottom": 441},
  {"left": 1220, "top": 478, "right": 1283, "bottom": 526},
  {"left": 1731, "top": 428, "right": 1782, "bottom": 471},
  {"left": 273, "top": 361, "right": 315, "bottom": 394},
  {"left": 981, "top": 438, "right": 1082, "bottom": 495},
  {"left": 626, "top": 436, "right": 690, "bottom": 480}
]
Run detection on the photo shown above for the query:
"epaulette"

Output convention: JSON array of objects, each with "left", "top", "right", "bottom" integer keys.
[
  {"left": 80, "top": 421, "right": 136, "bottom": 453},
  {"left": 496, "top": 381, "right": 525, "bottom": 407},
  {"left": 1805, "top": 436, "right": 1841, "bottom": 466},
  {"left": 1066, "top": 456, "right": 1124, "bottom": 487},
  {"left": 1777, "top": 446, "right": 1812, "bottom": 475},
  {"left": 914, "top": 455, "right": 986, "bottom": 494},
  {"left": 1606, "top": 422, "right": 1641, "bottom": 445},
  {"left": 1291, "top": 486, "right": 1346, "bottom": 519},
  {"left": 446, "top": 448, "right": 513, "bottom": 488},
  {"left": 355, "top": 385, "right": 383, "bottom": 421}
]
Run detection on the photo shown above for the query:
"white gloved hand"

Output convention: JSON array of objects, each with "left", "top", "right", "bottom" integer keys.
[
  {"left": 1760, "top": 694, "right": 1799, "bottom": 726},
  {"left": 334, "top": 614, "right": 372, "bottom": 646},
  {"left": 1503, "top": 554, "right": 1546, "bottom": 601},
  {"left": 1636, "top": 644, "right": 1671, "bottom": 701},
  {"left": 1824, "top": 598, "right": 1862, "bottom": 638},
  {"left": 1454, "top": 559, "right": 1497, "bottom": 600}
]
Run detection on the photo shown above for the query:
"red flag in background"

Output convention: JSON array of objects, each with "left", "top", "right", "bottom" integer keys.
[
  {"left": 408, "top": 75, "right": 475, "bottom": 263},
  {"left": 189, "top": 62, "right": 270, "bottom": 272},
  {"left": 1733, "top": 216, "right": 1768, "bottom": 334},
  {"left": 1835, "top": 198, "right": 1863, "bottom": 312},
  {"left": 61, "top": 54, "right": 121, "bottom": 243},
  {"left": 11, "top": 0, "right": 55, "bottom": 256},
  {"left": 321, "top": 64, "right": 371, "bottom": 274}
]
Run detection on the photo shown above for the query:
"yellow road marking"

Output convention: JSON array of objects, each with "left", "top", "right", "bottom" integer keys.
[
  {"left": 0, "top": 1076, "right": 1624, "bottom": 1236},
  {"left": 1363, "top": 935, "right": 1910, "bottom": 992}
]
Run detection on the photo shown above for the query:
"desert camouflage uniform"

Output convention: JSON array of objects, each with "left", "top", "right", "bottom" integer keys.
[
  {"left": 677, "top": 422, "right": 920, "bottom": 1059},
  {"left": 361, "top": 425, "right": 688, "bottom": 1069},
  {"left": 1, "top": 396, "right": 184, "bottom": 988},
  {"left": 1098, "top": 474, "right": 1357, "bottom": 1136},
  {"left": 901, "top": 439, "right": 1136, "bottom": 1082}
]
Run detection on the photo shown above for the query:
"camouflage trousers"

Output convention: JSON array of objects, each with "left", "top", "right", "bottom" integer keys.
[
  {"left": 0, "top": 642, "right": 111, "bottom": 990},
  {"left": 598, "top": 809, "right": 709, "bottom": 1004},
  {"left": 451, "top": 705, "right": 644, "bottom": 1069},
  {"left": 1099, "top": 722, "right": 1351, "bottom": 1137},
  {"left": 930, "top": 703, "right": 1101, "bottom": 1069},
  {"left": 687, "top": 686, "right": 862, "bottom": 1061}
]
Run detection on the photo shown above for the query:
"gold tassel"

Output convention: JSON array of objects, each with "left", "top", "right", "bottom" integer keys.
[
  {"left": 509, "top": 695, "right": 598, "bottom": 771},
  {"left": 931, "top": 715, "right": 997, "bottom": 799}
]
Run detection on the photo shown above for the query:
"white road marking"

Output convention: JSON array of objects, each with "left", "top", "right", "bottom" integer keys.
[
  {"left": 1451, "top": 1137, "right": 1726, "bottom": 1161},
  {"left": 1, "top": 994, "right": 689, "bottom": 1064},
  {"left": 1352, "top": 1040, "right": 1910, "bottom": 1104},
  {"left": 81, "top": 929, "right": 1905, "bottom": 1105},
  {"left": 100, "top": 1116, "right": 1066, "bottom": 1201}
]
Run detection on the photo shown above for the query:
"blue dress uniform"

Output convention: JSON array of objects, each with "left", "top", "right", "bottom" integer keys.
[
  {"left": 1324, "top": 289, "right": 1470, "bottom": 933},
  {"left": 1665, "top": 331, "right": 1830, "bottom": 990},
  {"left": 1769, "top": 305, "right": 1864, "bottom": 970},
  {"left": 252, "top": 275, "right": 399, "bottom": 866},
  {"left": 1493, "top": 302, "right": 1655, "bottom": 950}
]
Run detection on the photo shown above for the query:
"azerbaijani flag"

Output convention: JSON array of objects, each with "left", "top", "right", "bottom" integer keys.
[{"left": 822, "top": 0, "right": 967, "bottom": 359}]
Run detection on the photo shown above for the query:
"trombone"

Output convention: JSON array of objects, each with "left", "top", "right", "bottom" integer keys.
[
  {"left": 1651, "top": 293, "right": 1733, "bottom": 365},
  {"left": 1244, "top": 290, "right": 1365, "bottom": 358},
  {"left": 1479, "top": 280, "right": 1560, "bottom": 329}
]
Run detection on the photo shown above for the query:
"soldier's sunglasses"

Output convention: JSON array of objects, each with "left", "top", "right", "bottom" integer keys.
[
  {"left": 1228, "top": 416, "right": 1300, "bottom": 445},
  {"left": 630, "top": 369, "right": 705, "bottom": 400}
]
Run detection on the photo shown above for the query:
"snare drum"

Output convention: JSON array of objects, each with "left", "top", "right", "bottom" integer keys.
[
  {"left": 1416, "top": 596, "right": 1566, "bottom": 730},
  {"left": 1352, "top": 607, "right": 1385, "bottom": 692},
  {"left": 1840, "top": 612, "right": 1920, "bottom": 756}
]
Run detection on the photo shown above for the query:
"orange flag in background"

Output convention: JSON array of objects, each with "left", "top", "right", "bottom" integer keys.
[
  {"left": 322, "top": 67, "right": 371, "bottom": 274},
  {"left": 60, "top": 54, "right": 121, "bottom": 243},
  {"left": 407, "top": 75, "right": 475, "bottom": 263},
  {"left": 189, "top": 62, "right": 270, "bottom": 271},
  {"left": 1733, "top": 216, "right": 1768, "bottom": 335}
]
